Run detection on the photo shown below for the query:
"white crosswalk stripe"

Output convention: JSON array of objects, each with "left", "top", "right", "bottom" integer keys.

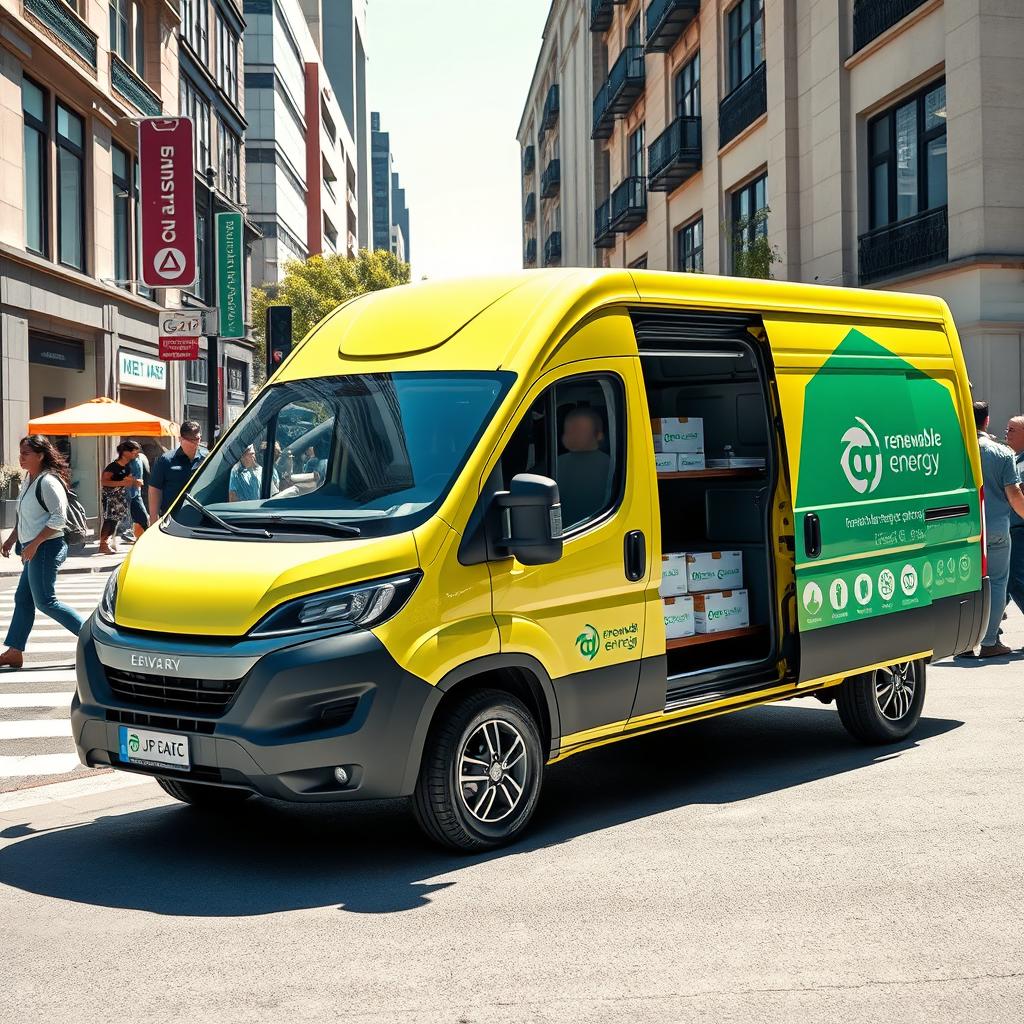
[{"left": 0, "top": 574, "right": 109, "bottom": 787}]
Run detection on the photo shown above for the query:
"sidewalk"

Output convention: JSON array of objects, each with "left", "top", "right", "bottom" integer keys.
[{"left": 0, "top": 540, "right": 125, "bottom": 577}]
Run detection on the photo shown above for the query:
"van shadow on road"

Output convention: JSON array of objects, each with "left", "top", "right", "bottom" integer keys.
[{"left": 0, "top": 703, "right": 961, "bottom": 916}]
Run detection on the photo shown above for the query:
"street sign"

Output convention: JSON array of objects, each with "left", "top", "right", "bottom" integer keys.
[
  {"left": 158, "top": 309, "right": 215, "bottom": 360},
  {"left": 119, "top": 349, "right": 167, "bottom": 390},
  {"left": 138, "top": 118, "right": 197, "bottom": 289},
  {"left": 216, "top": 211, "right": 245, "bottom": 339}
]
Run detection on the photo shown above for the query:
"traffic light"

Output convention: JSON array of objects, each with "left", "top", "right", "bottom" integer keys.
[{"left": 266, "top": 305, "right": 293, "bottom": 377}]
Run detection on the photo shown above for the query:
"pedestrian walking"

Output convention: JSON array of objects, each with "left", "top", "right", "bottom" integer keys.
[
  {"left": 1004, "top": 415, "right": 1024, "bottom": 613},
  {"left": 148, "top": 422, "right": 208, "bottom": 521},
  {"left": 125, "top": 444, "right": 150, "bottom": 539},
  {"left": 0, "top": 436, "right": 86, "bottom": 670},
  {"left": 99, "top": 440, "right": 143, "bottom": 555},
  {"left": 969, "top": 402, "right": 1024, "bottom": 657}
]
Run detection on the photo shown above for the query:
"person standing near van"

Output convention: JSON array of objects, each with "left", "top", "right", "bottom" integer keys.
[
  {"left": 148, "top": 422, "right": 207, "bottom": 521},
  {"left": 973, "top": 402, "right": 1024, "bottom": 657},
  {"left": 99, "top": 441, "right": 143, "bottom": 555},
  {"left": 0, "top": 436, "right": 85, "bottom": 670},
  {"left": 1004, "top": 415, "right": 1024, "bottom": 614}
]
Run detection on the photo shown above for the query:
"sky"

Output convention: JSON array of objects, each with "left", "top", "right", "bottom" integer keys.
[{"left": 366, "top": 0, "right": 552, "bottom": 281}]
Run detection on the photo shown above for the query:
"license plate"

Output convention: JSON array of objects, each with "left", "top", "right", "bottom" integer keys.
[{"left": 118, "top": 725, "right": 190, "bottom": 772}]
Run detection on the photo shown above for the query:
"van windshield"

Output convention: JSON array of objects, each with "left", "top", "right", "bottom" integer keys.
[{"left": 172, "top": 371, "right": 513, "bottom": 538}]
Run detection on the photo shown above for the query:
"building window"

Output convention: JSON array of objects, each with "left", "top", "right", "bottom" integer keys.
[
  {"left": 226, "top": 359, "right": 246, "bottom": 400},
  {"left": 217, "top": 120, "right": 241, "bottom": 202},
  {"left": 56, "top": 102, "right": 85, "bottom": 272},
  {"left": 629, "top": 124, "right": 645, "bottom": 178},
  {"left": 867, "top": 80, "right": 946, "bottom": 230},
  {"left": 731, "top": 173, "right": 767, "bottom": 272},
  {"left": 676, "top": 217, "right": 704, "bottom": 272},
  {"left": 22, "top": 77, "right": 48, "bottom": 259},
  {"left": 180, "top": 76, "right": 210, "bottom": 173},
  {"left": 186, "top": 358, "right": 208, "bottom": 385},
  {"left": 180, "top": 0, "right": 208, "bottom": 63},
  {"left": 727, "top": 0, "right": 764, "bottom": 93},
  {"left": 215, "top": 12, "right": 239, "bottom": 104},
  {"left": 627, "top": 13, "right": 642, "bottom": 49},
  {"left": 674, "top": 52, "right": 700, "bottom": 118},
  {"left": 112, "top": 143, "right": 132, "bottom": 287},
  {"left": 195, "top": 197, "right": 208, "bottom": 301},
  {"left": 109, "top": 1, "right": 144, "bottom": 75},
  {"left": 134, "top": 158, "right": 152, "bottom": 299}
]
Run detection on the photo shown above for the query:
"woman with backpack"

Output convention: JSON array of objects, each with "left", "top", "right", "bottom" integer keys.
[{"left": 0, "top": 435, "right": 86, "bottom": 670}]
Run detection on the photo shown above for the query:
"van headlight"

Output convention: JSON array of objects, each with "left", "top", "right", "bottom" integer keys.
[
  {"left": 98, "top": 571, "right": 118, "bottom": 625},
  {"left": 250, "top": 572, "right": 422, "bottom": 638}
]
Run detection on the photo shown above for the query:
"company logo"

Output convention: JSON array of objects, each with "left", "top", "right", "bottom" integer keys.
[
  {"left": 802, "top": 581, "right": 823, "bottom": 616},
  {"left": 878, "top": 568, "right": 896, "bottom": 602},
  {"left": 829, "top": 578, "right": 849, "bottom": 611},
  {"left": 958, "top": 554, "right": 971, "bottom": 581},
  {"left": 921, "top": 561, "right": 933, "bottom": 590},
  {"left": 575, "top": 624, "right": 600, "bottom": 661},
  {"left": 840, "top": 417, "right": 884, "bottom": 495},
  {"left": 128, "top": 732, "right": 140, "bottom": 753},
  {"left": 900, "top": 564, "right": 918, "bottom": 597},
  {"left": 854, "top": 573, "right": 873, "bottom": 606}
]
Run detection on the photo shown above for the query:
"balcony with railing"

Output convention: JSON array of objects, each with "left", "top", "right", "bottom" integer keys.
[
  {"left": 541, "top": 84, "right": 560, "bottom": 132},
  {"left": 590, "top": 0, "right": 625, "bottom": 32},
  {"left": 544, "top": 231, "right": 562, "bottom": 267},
  {"left": 594, "top": 200, "right": 616, "bottom": 249},
  {"left": 853, "top": 0, "right": 931, "bottom": 53},
  {"left": 525, "top": 238, "right": 537, "bottom": 266},
  {"left": 648, "top": 116, "right": 701, "bottom": 192},
  {"left": 719, "top": 61, "right": 766, "bottom": 148},
  {"left": 110, "top": 54, "right": 162, "bottom": 116},
  {"left": 592, "top": 45, "right": 646, "bottom": 140},
  {"left": 609, "top": 177, "right": 647, "bottom": 232},
  {"left": 645, "top": 0, "right": 700, "bottom": 53},
  {"left": 524, "top": 193, "right": 536, "bottom": 222},
  {"left": 523, "top": 144, "right": 535, "bottom": 175},
  {"left": 540, "top": 159, "right": 561, "bottom": 199},
  {"left": 24, "top": 0, "right": 98, "bottom": 69},
  {"left": 858, "top": 206, "right": 948, "bottom": 284}
]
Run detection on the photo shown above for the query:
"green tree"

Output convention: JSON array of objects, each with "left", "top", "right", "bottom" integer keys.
[
  {"left": 731, "top": 208, "right": 782, "bottom": 279},
  {"left": 251, "top": 248, "right": 410, "bottom": 381}
]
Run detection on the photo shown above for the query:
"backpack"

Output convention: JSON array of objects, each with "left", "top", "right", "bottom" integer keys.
[{"left": 35, "top": 474, "right": 89, "bottom": 545}]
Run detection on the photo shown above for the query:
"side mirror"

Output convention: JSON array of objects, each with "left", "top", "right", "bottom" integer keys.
[{"left": 493, "top": 473, "right": 563, "bottom": 566}]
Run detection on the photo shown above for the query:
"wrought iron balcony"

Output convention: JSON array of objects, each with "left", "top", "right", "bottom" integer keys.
[
  {"left": 609, "top": 177, "right": 647, "bottom": 233},
  {"left": 540, "top": 159, "right": 561, "bottom": 199},
  {"left": 853, "top": 0, "right": 931, "bottom": 53},
  {"left": 110, "top": 54, "right": 162, "bottom": 117},
  {"left": 858, "top": 206, "right": 948, "bottom": 284},
  {"left": 645, "top": 0, "right": 700, "bottom": 53},
  {"left": 541, "top": 84, "right": 560, "bottom": 132},
  {"left": 591, "top": 0, "right": 626, "bottom": 32},
  {"left": 24, "top": 0, "right": 98, "bottom": 68},
  {"left": 592, "top": 45, "right": 646, "bottom": 139},
  {"left": 719, "top": 61, "right": 766, "bottom": 148},
  {"left": 648, "top": 116, "right": 701, "bottom": 192},
  {"left": 524, "top": 193, "right": 536, "bottom": 222},
  {"left": 594, "top": 200, "right": 616, "bottom": 249},
  {"left": 523, "top": 145, "right": 535, "bottom": 175},
  {"left": 524, "top": 238, "right": 537, "bottom": 266},
  {"left": 544, "top": 231, "right": 562, "bottom": 267}
]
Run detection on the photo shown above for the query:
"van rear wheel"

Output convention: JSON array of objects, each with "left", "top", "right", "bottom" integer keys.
[
  {"left": 413, "top": 688, "right": 544, "bottom": 852},
  {"left": 157, "top": 777, "right": 253, "bottom": 806},
  {"left": 836, "top": 660, "right": 925, "bottom": 744}
]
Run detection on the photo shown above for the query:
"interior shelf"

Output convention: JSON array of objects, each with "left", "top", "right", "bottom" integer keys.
[
  {"left": 657, "top": 468, "right": 766, "bottom": 480},
  {"left": 666, "top": 625, "right": 766, "bottom": 650}
]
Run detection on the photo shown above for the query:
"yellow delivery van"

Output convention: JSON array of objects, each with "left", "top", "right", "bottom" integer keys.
[{"left": 72, "top": 270, "right": 988, "bottom": 850}]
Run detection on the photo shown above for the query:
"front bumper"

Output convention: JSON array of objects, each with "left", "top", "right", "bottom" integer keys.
[{"left": 72, "top": 615, "right": 441, "bottom": 801}]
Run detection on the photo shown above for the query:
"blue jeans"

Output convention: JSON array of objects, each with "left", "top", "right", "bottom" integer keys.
[
  {"left": 1008, "top": 528, "right": 1024, "bottom": 615},
  {"left": 982, "top": 532, "right": 1012, "bottom": 648},
  {"left": 3, "top": 538, "right": 85, "bottom": 652}
]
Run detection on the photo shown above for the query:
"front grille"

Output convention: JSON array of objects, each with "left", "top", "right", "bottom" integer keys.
[
  {"left": 105, "top": 666, "right": 244, "bottom": 715},
  {"left": 107, "top": 708, "right": 216, "bottom": 735}
]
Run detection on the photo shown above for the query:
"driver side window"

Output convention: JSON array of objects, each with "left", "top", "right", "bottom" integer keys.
[{"left": 499, "top": 373, "right": 625, "bottom": 533}]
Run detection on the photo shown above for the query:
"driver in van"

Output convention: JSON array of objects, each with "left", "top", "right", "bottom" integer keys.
[{"left": 558, "top": 407, "right": 610, "bottom": 528}]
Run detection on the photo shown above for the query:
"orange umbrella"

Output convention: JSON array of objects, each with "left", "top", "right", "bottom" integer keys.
[{"left": 27, "top": 397, "right": 178, "bottom": 437}]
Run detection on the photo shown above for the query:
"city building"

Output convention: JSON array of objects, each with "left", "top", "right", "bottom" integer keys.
[
  {"left": 369, "top": 111, "right": 411, "bottom": 261},
  {"left": 0, "top": 0, "right": 182, "bottom": 518},
  {"left": 244, "top": 0, "right": 359, "bottom": 290},
  {"left": 391, "top": 170, "right": 409, "bottom": 263},
  {"left": 520, "top": 0, "right": 1024, "bottom": 423}
]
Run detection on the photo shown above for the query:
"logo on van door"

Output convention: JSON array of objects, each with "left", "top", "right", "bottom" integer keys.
[
  {"left": 840, "top": 417, "right": 884, "bottom": 495},
  {"left": 575, "top": 624, "right": 600, "bottom": 661}
]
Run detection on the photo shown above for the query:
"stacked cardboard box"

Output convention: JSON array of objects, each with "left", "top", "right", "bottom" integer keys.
[
  {"left": 662, "top": 550, "right": 750, "bottom": 640},
  {"left": 652, "top": 417, "right": 705, "bottom": 473}
]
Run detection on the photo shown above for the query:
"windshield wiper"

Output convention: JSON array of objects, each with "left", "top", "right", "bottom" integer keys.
[
  {"left": 223, "top": 514, "right": 361, "bottom": 537},
  {"left": 181, "top": 493, "right": 272, "bottom": 538}
]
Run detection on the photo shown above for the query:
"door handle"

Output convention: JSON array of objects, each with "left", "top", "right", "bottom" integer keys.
[
  {"left": 624, "top": 530, "right": 646, "bottom": 582},
  {"left": 803, "top": 513, "right": 821, "bottom": 558}
]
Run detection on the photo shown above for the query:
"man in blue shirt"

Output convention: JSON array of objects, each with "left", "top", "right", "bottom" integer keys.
[
  {"left": 122, "top": 445, "right": 150, "bottom": 540},
  {"left": 1005, "top": 415, "right": 1024, "bottom": 615},
  {"left": 149, "top": 421, "right": 208, "bottom": 521},
  {"left": 229, "top": 445, "right": 264, "bottom": 502}
]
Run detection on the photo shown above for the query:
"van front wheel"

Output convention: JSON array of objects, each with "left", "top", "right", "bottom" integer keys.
[
  {"left": 413, "top": 688, "right": 544, "bottom": 852},
  {"left": 836, "top": 660, "right": 925, "bottom": 744}
]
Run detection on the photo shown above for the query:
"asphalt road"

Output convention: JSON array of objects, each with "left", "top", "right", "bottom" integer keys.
[{"left": 1, "top": 612, "right": 1022, "bottom": 1022}]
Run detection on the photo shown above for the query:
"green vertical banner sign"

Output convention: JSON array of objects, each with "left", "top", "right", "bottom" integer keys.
[{"left": 216, "top": 211, "right": 244, "bottom": 339}]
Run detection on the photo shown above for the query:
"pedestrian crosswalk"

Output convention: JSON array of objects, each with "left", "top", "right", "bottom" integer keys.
[{"left": 0, "top": 572, "right": 111, "bottom": 790}]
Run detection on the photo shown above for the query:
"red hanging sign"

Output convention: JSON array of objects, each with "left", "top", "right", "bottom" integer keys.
[
  {"left": 159, "top": 336, "right": 200, "bottom": 361},
  {"left": 138, "top": 118, "right": 197, "bottom": 289}
]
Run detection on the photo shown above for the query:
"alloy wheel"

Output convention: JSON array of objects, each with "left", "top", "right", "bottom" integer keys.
[
  {"left": 874, "top": 662, "right": 916, "bottom": 721},
  {"left": 457, "top": 719, "right": 529, "bottom": 824}
]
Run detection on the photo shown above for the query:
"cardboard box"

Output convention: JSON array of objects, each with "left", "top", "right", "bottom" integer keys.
[
  {"left": 654, "top": 452, "right": 678, "bottom": 473},
  {"left": 686, "top": 550, "right": 743, "bottom": 592},
  {"left": 659, "top": 552, "right": 689, "bottom": 597},
  {"left": 676, "top": 452, "right": 706, "bottom": 472},
  {"left": 663, "top": 595, "right": 695, "bottom": 639},
  {"left": 693, "top": 589, "right": 750, "bottom": 634},
  {"left": 651, "top": 417, "right": 704, "bottom": 453}
]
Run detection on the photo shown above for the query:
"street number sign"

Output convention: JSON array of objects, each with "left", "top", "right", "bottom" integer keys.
[
  {"left": 158, "top": 309, "right": 215, "bottom": 360},
  {"left": 139, "top": 118, "right": 197, "bottom": 289},
  {"left": 216, "top": 211, "right": 245, "bottom": 339}
]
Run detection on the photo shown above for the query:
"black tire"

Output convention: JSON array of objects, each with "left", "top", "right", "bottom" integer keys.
[
  {"left": 836, "top": 660, "right": 926, "bottom": 744},
  {"left": 412, "top": 688, "right": 544, "bottom": 852},
  {"left": 157, "top": 776, "right": 253, "bottom": 806}
]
